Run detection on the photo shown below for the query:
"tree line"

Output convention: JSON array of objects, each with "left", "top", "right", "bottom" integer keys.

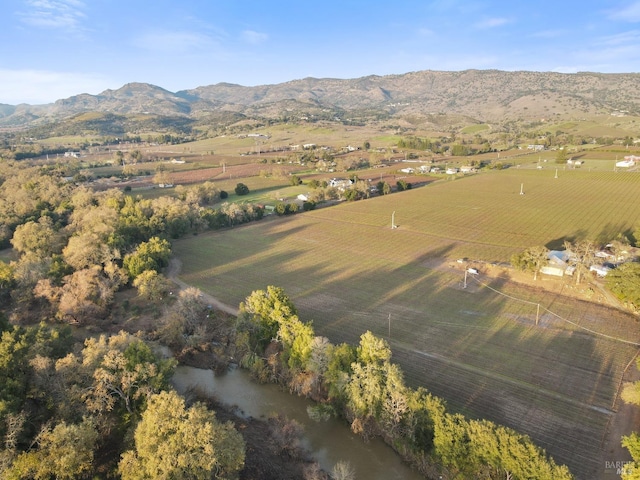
[
  {"left": 0, "top": 157, "right": 349, "bottom": 478},
  {"left": 235, "top": 286, "right": 574, "bottom": 480}
]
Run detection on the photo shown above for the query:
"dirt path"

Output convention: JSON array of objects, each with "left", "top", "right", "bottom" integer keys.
[{"left": 166, "top": 258, "right": 239, "bottom": 316}]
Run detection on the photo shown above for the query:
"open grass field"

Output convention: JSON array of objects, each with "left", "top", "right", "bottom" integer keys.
[{"left": 172, "top": 167, "right": 640, "bottom": 479}]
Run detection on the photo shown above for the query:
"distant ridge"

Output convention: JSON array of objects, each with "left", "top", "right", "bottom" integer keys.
[{"left": 1, "top": 69, "right": 640, "bottom": 128}]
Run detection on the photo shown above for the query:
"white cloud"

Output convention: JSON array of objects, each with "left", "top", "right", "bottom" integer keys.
[
  {"left": 242, "top": 30, "right": 268, "bottom": 45},
  {"left": 0, "top": 69, "right": 111, "bottom": 105},
  {"left": 474, "top": 17, "right": 510, "bottom": 29},
  {"left": 596, "top": 29, "right": 640, "bottom": 46},
  {"left": 133, "top": 31, "right": 215, "bottom": 54},
  {"left": 18, "top": 0, "right": 86, "bottom": 30},
  {"left": 607, "top": 1, "right": 640, "bottom": 22}
]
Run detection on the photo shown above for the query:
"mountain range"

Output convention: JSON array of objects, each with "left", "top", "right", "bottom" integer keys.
[{"left": 2, "top": 70, "right": 640, "bottom": 129}]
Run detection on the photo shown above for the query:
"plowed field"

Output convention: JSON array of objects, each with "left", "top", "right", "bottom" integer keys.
[{"left": 173, "top": 167, "right": 640, "bottom": 479}]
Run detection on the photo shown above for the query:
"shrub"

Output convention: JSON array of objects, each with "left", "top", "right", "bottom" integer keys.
[{"left": 235, "top": 183, "right": 249, "bottom": 196}]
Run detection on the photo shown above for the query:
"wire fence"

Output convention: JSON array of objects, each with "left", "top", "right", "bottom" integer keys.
[{"left": 469, "top": 274, "right": 640, "bottom": 347}]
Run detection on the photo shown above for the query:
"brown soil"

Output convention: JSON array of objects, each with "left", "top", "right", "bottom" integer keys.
[{"left": 164, "top": 254, "right": 640, "bottom": 480}]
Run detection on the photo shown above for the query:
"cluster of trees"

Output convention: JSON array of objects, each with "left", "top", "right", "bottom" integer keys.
[
  {"left": 397, "top": 136, "right": 436, "bottom": 151},
  {"left": 0, "top": 321, "right": 246, "bottom": 479},
  {"left": 0, "top": 162, "right": 265, "bottom": 326},
  {"left": 235, "top": 286, "right": 574, "bottom": 479},
  {"left": 397, "top": 136, "right": 493, "bottom": 156},
  {"left": 304, "top": 176, "right": 411, "bottom": 204},
  {"left": 606, "top": 262, "right": 640, "bottom": 311}
]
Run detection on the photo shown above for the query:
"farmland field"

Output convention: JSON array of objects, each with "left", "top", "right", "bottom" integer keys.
[{"left": 172, "top": 167, "right": 640, "bottom": 479}]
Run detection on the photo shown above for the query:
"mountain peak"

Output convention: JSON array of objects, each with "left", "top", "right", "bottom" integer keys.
[{"left": 3, "top": 69, "right": 640, "bottom": 128}]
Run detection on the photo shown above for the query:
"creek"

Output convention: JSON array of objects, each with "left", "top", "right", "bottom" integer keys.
[{"left": 172, "top": 365, "right": 425, "bottom": 480}]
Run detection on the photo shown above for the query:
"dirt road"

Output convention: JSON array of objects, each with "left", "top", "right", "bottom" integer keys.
[{"left": 166, "top": 258, "right": 239, "bottom": 316}]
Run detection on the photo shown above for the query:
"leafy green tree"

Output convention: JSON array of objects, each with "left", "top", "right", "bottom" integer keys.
[
  {"left": 396, "top": 179, "right": 411, "bottom": 191},
  {"left": 118, "top": 390, "right": 245, "bottom": 480},
  {"left": 133, "top": 270, "right": 171, "bottom": 301},
  {"left": 357, "top": 331, "right": 391, "bottom": 365},
  {"left": 6, "top": 418, "right": 98, "bottom": 480},
  {"left": 511, "top": 246, "right": 549, "bottom": 280},
  {"left": 10, "top": 216, "right": 61, "bottom": 257},
  {"left": 555, "top": 147, "right": 567, "bottom": 164},
  {"left": 621, "top": 433, "right": 640, "bottom": 480},
  {"left": 235, "top": 182, "right": 250, "bottom": 195},
  {"left": 0, "top": 261, "right": 14, "bottom": 301},
  {"left": 606, "top": 262, "right": 640, "bottom": 310},
  {"left": 0, "top": 324, "right": 73, "bottom": 446},
  {"left": 239, "top": 286, "right": 298, "bottom": 350},
  {"left": 376, "top": 181, "right": 391, "bottom": 195},
  {"left": 123, "top": 236, "right": 171, "bottom": 279},
  {"left": 347, "top": 362, "right": 385, "bottom": 420},
  {"left": 278, "top": 315, "right": 314, "bottom": 370},
  {"left": 451, "top": 144, "right": 469, "bottom": 156},
  {"left": 275, "top": 202, "right": 288, "bottom": 215},
  {"left": 63, "top": 232, "right": 120, "bottom": 271},
  {"left": 324, "top": 343, "right": 357, "bottom": 402},
  {"left": 83, "top": 334, "right": 176, "bottom": 416},
  {"left": 149, "top": 196, "right": 194, "bottom": 238}
]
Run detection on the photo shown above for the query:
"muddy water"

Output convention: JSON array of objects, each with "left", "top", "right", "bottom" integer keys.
[{"left": 172, "top": 365, "right": 425, "bottom": 480}]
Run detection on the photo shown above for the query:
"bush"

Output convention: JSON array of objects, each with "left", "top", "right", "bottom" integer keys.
[
  {"left": 396, "top": 179, "right": 411, "bottom": 191},
  {"left": 235, "top": 183, "right": 249, "bottom": 196},
  {"left": 220, "top": 190, "right": 228, "bottom": 199}
]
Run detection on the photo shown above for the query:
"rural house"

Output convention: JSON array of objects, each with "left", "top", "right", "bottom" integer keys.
[
  {"left": 540, "top": 250, "right": 572, "bottom": 277},
  {"left": 328, "top": 178, "right": 353, "bottom": 190}
]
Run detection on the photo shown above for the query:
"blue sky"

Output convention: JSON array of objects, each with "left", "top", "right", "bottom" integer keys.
[{"left": 1, "top": 0, "right": 640, "bottom": 104}]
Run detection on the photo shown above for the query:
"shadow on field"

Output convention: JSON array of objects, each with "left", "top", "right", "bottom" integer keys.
[
  {"left": 291, "top": 248, "right": 628, "bottom": 480},
  {"left": 175, "top": 215, "right": 640, "bottom": 480},
  {"left": 546, "top": 223, "right": 636, "bottom": 250}
]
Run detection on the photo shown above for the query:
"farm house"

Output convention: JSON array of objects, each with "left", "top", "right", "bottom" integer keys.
[
  {"left": 540, "top": 250, "right": 572, "bottom": 277},
  {"left": 616, "top": 155, "right": 638, "bottom": 167}
]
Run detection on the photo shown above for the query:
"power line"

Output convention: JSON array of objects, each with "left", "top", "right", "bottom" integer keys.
[{"left": 468, "top": 275, "right": 640, "bottom": 347}]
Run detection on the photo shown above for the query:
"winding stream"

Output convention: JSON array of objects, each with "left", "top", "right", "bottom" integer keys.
[{"left": 172, "top": 365, "right": 425, "bottom": 480}]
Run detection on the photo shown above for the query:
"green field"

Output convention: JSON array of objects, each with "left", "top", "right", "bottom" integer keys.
[{"left": 172, "top": 167, "right": 640, "bottom": 479}]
